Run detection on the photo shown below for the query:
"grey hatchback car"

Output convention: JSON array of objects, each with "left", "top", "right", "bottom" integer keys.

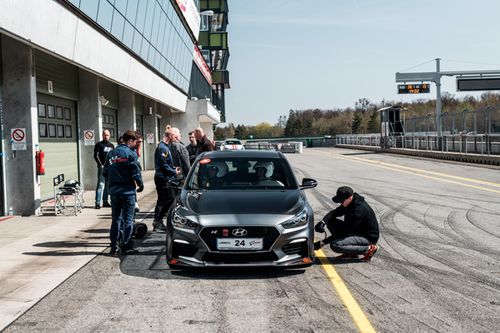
[{"left": 166, "top": 150, "right": 318, "bottom": 268}]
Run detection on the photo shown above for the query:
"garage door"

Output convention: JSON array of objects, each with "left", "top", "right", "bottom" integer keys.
[
  {"left": 37, "top": 94, "right": 79, "bottom": 200},
  {"left": 102, "top": 107, "right": 118, "bottom": 146}
]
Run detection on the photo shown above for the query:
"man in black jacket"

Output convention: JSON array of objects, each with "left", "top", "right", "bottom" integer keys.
[
  {"left": 194, "top": 127, "right": 214, "bottom": 156},
  {"left": 94, "top": 129, "right": 114, "bottom": 209},
  {"left": 186, "top": 131, "right": 197, "bottom": 164},
  {"left": 314, "top": 186, "right": 379, "bottom": 261},
  {"left": 152, "top": 131, "right": 180, "bottom": 231}
]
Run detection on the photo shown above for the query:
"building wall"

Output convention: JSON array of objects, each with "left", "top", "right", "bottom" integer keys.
[{"left": 0, "top": 0, "right": 224, "bottom": 215}]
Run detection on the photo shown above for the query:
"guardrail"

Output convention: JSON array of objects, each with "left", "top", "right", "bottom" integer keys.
[
  {"left": 336, "top": 133, "right": 500, "bottom": 156},
  {"left": 243, "top": 141, "right": 304, "bottom": 153}
]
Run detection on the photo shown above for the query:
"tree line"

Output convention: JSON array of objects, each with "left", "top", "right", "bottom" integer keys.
[{"left": 214, "top": 93, "right": 500, "bottom": 140}]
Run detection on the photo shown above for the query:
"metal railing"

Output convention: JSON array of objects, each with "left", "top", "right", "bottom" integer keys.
[{"left": 336, "top": 133, "right": 500, "bottom": 155}]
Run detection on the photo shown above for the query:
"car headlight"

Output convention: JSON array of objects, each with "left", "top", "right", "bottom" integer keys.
[
  {"left": 172, "top": 210, "right": 198, "bottom": 230},
  {"left": 281, "top": 209, "right": 308, "bottom": 229}
]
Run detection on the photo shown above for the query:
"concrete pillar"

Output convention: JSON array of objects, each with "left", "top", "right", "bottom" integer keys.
[
  {"left": 117, "top": 86, "right": 135, "bottom": 136},
  {"left": 170, "top": 111, "right": 191, "bottom": 143},
  {"left": 157, "top": 103, "right": 171, "bottom": 135},
  {"left": 78, "top": 69, "right": 100, "bottom": 191},
  {"left": 1, "top": 35, "right": 38, "bottom": 215},
  {"left": 200, "top": 122, "right": 214, "bottom": 141}
]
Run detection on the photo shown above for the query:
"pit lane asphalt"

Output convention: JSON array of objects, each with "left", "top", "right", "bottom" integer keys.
[{"left": 3, "top": 147, "right": 500, "bottom": 333}]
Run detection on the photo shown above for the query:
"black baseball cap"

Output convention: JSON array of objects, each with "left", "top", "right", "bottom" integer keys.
[{"left": 332, "top": 186, "right": 354, "bottom": 203}]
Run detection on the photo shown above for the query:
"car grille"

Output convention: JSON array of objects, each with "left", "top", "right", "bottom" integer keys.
[
  {"left": 282, "top": 241, "right": 309, "bottom": 256},
  {"left": 202, "top": 251, "right": 278, "bottom": 264},
  {"left": 172, "top": 242, "right": 198, "bottom": 257},
  {"left": 199, "top": 226, "right": 280, "bottom": 251}
]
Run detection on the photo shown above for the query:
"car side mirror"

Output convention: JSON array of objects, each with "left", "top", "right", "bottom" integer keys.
[{"left": 300, "top": 178, "right": 317, "bottom": 189}]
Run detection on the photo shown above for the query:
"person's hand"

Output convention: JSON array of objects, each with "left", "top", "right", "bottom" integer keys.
[
  {"left": 175, "top": 167, "right": 181, "bottom": 175},
  {"left": 314, "top": 241, "right": 323, "bottom": 250},
  {"left": 314, "top": 221, "right": 326, "bottom": 233},
  {"left": 137, "top": 184, "right": 144, "bottom": 193}
]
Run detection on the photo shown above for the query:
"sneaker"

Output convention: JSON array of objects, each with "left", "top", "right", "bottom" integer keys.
[
  {"left": 135, "top": 203, "right": 140, "bottom": 213},
  {"left": 335, "top": 253, "right": 359, "bottom": 260},
  {"left": 153, "top": 220, "right": 166, "bottom": 231},
  {"left": 103, "top": 202, "right": 111, "bottom": 208},
  {"left": 363, "top": 244, "right": 379, "bottom": 262},
  {"left": 121, "top": 248, "right": 139, "bottom": 255},
  {"left": 95, "top": 204, "right": 101, "bottom": 209}
]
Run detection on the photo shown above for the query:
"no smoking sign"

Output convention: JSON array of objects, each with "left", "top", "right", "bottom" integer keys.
[
  {"left": 11, "top": 128, "right": 27, "bottom": 151},
  {"left": 84, "top": 129, "right": 95, "bottom": 146}
]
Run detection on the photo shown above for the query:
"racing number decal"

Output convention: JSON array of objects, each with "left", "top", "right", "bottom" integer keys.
[{"left": 234, "top": 240, "right": 246, "bottom": 246}]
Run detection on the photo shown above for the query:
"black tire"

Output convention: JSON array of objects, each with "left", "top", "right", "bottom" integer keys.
[{"left": 133, "top": 222, "right": 148, "bottom": 239}]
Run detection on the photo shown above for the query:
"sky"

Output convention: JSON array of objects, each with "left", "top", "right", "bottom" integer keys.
[{"left": 223, "top": 0, "right": 500, "bottom": 126}]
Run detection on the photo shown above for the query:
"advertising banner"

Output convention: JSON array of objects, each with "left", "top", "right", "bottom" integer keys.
[{"left": 175, "top": 0, "right": 201, "bottom": 40}]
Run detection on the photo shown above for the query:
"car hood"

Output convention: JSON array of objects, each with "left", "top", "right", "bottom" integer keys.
[{"left": 181, "top": 190, "right": 304, "bottom": 215}]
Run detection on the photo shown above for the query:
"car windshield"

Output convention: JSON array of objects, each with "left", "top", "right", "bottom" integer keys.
[
  {"left": 225, "top": 140, "right": 241, "bottom": 145},
  {"left": 186, "top": 157, "right": 297, "bottom": 190}
]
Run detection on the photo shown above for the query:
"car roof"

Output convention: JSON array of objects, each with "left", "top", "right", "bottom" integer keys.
[{"left": 200, "top": 150, "right": 282, "bottom": 159}]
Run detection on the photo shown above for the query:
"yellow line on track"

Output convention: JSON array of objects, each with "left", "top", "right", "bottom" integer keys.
[
  {"left": 330, "top": 153, "right": 500, "bottom": 195},
  {"left": 316, "top": 249, "right": 377, "bottom": 333}
]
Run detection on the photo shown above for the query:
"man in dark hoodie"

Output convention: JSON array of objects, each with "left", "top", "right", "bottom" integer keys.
[{"left": 314, "top": 186, "right": 379, "bottom": 261}]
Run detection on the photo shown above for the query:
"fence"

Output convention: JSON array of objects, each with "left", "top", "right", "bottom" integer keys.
[
  {"left": 336, "top": 106, "right": 500, "bottom": 156},
  {"left": 336, "top": 133, "right": 500, "bottom": 155},
  {"left": 404, "top": 106, "right": 500, "bottom": 135}
]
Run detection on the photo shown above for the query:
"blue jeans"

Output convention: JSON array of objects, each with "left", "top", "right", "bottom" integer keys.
[
  {"left": 110, "top": 193, "right": 136, "bottom": 251},
  {"left": 95, "top": 166, "right": 110, "bottom": 205}
]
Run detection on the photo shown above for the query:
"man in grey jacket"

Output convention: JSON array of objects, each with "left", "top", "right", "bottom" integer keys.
[{"left": 166, "top": 126, "right": 191, "bottom": 179}]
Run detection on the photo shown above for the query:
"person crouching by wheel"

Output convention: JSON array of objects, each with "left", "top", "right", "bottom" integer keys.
[
  {"left": 314, "top": 186, "right": 379, "bottom": 261},
  {"left": 104, "top": 130, "right": 144, "bottom": 255}
]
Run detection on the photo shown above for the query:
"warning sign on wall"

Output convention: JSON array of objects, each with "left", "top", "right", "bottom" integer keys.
[
  {"left": 84, "top": 129, "right": 95, "bottom": 146},
  {"left": 146, "top": 132, "right": 155, "bottom": 144},
  {"left": 11, "top": 128, "right": 27, "bottom": 151}
]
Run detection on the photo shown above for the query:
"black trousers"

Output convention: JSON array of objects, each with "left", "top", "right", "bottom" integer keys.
[
  {"left": 153, "top": 175, "right": 177, "bottom": 223},
  {"left": 325, "top": 218, "right": 371, "bottom": 254}
]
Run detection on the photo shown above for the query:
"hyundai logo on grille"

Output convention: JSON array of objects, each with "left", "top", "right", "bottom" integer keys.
[{"left": 232, "top": 228, "right": 248, "bottom": 237}]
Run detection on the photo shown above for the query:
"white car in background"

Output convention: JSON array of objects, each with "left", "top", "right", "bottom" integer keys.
[{"left": 221, "top": 138, "right": 245, "bottom": 151}]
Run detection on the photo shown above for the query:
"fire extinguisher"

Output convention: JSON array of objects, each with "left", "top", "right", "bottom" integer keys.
[{"left": 36, "top": 150, "right": 45, "bottom": 175}]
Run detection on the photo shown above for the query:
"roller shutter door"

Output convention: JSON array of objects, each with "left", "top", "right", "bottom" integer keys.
[
  {"left": 37, "top": 94, "right": 78, "bottom": 200},
  {"left": 102, "top": 107, "right": 118, "bottom": 146}
]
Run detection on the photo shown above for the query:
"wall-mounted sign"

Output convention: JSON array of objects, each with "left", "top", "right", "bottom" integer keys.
[
  {"left": 83, "top": 129, "right": 95, "bottom": 146},
  {"left": 146, "top": 132, "right": 155, "bottom": 144},
  {"left": 11, "top": 128, "right": 27, "bottom": 150},
  {"left": 193, "top": 46, "right": 212, "bottom": 85},
  {"left": 174, "top": 0, "right": 201, "bottom": 40}
]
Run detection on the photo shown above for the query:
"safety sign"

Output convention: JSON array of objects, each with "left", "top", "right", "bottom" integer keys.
[
  {"left": 11, "top": 128, "right": 27, "bottom": 151},
  {"left": 146, "top": 132, "right": 155, "bottom": 144},
  {"left": 84, "top": 129, "right": 95, "bottom": 146}
]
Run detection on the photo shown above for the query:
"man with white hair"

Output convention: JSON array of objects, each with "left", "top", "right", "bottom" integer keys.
[
  {"left": 166, "top": 126, "right": 190, "bottom": 178},
  {"left": 194, "top": 127, "right": 214, "bottom": 156}
]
